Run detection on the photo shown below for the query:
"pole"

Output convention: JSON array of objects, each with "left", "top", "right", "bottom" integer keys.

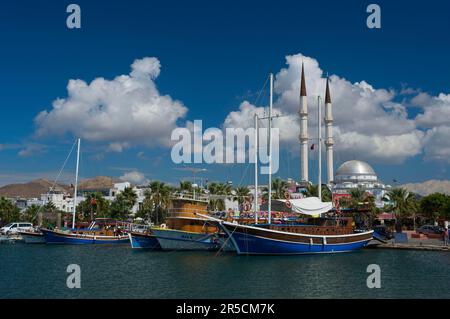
[
  {"left": 254, "top": 113, "right": 259, "bottom": 224},
  {"left": 72, "top": 138, "right": 81, "bottom": 229},
  {"left": 318, "top": 96, "right": 322, "bottom": 201},
  {"left": 268, "top": 73, "right": 273, "bottom": 224}
]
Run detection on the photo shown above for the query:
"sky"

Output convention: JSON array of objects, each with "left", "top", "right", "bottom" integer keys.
[{"left": 0, "top": 0, "right": 450, "bottom": 187}]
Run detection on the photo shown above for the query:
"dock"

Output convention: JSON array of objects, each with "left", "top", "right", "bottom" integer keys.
[{"left": 372, "top": 241, "right": 449, "bottom": 252}]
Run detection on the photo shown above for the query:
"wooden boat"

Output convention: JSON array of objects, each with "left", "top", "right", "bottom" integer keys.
[
  {"left": 17, "top": 229, "right": 46, "bottom": 244},
  {"left": 151, "top": 193, "right": 234, "bottom": 251},
  {"left": 42, "top": 219, "right": 130, "bottom": 245},
  {"left": 216, "top": 217, "right": 373, "bottom": 255}
]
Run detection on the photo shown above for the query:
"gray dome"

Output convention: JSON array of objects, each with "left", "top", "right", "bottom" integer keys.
[{"left": 336, "top": 160, "right": 376, "bottom": 176}]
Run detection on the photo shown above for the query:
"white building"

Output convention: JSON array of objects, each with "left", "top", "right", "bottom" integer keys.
[
  {"left": 332, "top": 160, "right": 391, "bottom": 207},
  {"left": 40, "top": 191, "right": 84, "bottom": 213},
  {"left": 106, "top": 182, "right": 148, "bottom": 215}
]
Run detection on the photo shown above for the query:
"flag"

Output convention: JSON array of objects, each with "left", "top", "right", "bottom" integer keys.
[{"left": 310, "top": 144, "right": 315, "bottom": 150}]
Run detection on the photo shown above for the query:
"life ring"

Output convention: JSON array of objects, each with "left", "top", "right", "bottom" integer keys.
[
  {"left": 284, "top": 192, "right": 291, "bottom": 200},
  {"left": 285, "top": 200, "right": 292, "bottom": 209}
]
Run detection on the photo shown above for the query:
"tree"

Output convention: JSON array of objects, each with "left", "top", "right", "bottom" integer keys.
[
  {"left": 349, "top": 187, "right": 367, "bottom": 209},
  {"left": 207, "top": 182, "right": 232, "bottom": 211},
  {"left": 0, "top": 197, "right": 21, "bottom": 225},
  {"left": 142, "top": 181, "right": 173, "bottom": 224},
  {"left": 23, "top": 204, "right": 41, "bottom": 223},
  {"left": 419, "top": 193, "right": 450, "bottom": 221},
  {"left": 383, "top": 187, "right": 418, "bottom": 223},
  {"left": 77, "top": 192, "right": 110, "bottom": 220},
  {"left": 233, "top": 186, "right": 251, "bottom": 211},
  {"left": 178, "top": 181, "right": 193, "bottom": 193},
  {"left": 110, "top": 193, "right": 129, "bottom": 220},
  {"left": 110, "top": 187, "right": 138, "bottom": 220},
  {"left": 262, "top": 178, "right": 288, "bottom": 201},
  {"left": 305, "top": 184, "right": 332, "bottom": 202}
]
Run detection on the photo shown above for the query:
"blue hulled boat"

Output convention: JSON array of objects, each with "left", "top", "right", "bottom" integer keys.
[
  {"left": 129, "top": 231, "right": 161, "bottom": 249},
  {"left": 41, "top": 227, "right": 130, "bottom": 244},
  {"left": 218, "top": 221, "right": 373, "bottom": 255}
]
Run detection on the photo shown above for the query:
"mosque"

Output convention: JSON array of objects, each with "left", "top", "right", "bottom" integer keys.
[{"left": 297, "top": 64, "right": 390, "bottom": 207}]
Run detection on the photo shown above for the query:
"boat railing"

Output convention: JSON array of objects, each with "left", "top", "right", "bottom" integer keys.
[
  {"left": 170, "top": 191, "right": 210, "bottom": 202},
  {"left": 167, "top": 207, "right": 212, "bottom": 219}
]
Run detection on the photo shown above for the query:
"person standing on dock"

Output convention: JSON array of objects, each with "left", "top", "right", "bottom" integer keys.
[{"left": 444, "top": 227, "right": 449, "bottom": 246}]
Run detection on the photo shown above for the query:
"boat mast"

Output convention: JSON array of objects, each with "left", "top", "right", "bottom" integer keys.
[
  {"left": 317, "top": 96, "right": 322, "bottom": 201},
  {"left": 268, "top": 73, "right": 273, "bottom": 224},
  {"left": 254, "top": 113, "right": 259, "bottom": 224},
  {"left": 72, "top": 138, "right": 81, "bottom": 229}
]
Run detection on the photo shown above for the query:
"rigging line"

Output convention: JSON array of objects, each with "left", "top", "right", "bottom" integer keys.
[{"left": 32, "top": 139, "right": 78, "bottom": 222}]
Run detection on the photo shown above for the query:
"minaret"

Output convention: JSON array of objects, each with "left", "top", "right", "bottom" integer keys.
[
  {"left": 299, "top": 63, "right": 309, "bottom": 182},
  {"left": 324, "top": 77, "right": 334, "bottom": 184}
]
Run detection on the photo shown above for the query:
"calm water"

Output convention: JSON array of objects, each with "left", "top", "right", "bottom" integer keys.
[{"left": 0, "top": 243, "right": 449, "bottom": 299}]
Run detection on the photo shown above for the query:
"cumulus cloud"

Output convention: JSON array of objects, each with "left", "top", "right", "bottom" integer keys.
[
  {"left": 34, "top": 57, "right": 188, "bottom": 151},
  {"left": 415, "top": 93, "right": 450, "bottom": 128},
  {"left": 120, "top": 170, "right": 148, "bottom": 185},
  {"left": 223, "top": 53, "right": 427, "bottom": 164}
]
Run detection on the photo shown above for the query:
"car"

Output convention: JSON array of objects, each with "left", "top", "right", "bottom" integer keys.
[
  {"left": 416, "top": 225, "right": 444, "bottom": 235},
  {"left": 0, "top": 222, "right": 34, "bottom": 235}
]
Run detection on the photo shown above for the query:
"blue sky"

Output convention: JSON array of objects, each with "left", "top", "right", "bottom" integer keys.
[{"left": 0, "top": 0, "right": 450, "bottom": 187}]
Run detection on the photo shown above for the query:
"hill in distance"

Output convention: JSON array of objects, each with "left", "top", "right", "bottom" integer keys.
[
  {"left": 402, "top": 180, "right": 450, "bottom": 196},
  {"left": 0, "top": 176, "right": 121, "bottom": 198}
]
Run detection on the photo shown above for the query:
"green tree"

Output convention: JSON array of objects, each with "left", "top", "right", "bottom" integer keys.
[
  {"left": 0, "top": 197, "right": 21, "bottom": 225},
  {"left": 207, "top": 182, "right": 232, "bottom": 211},
  {"left": 262, "top": 178, "right": 288, "bottom": 201},
  {"left": 77, "top": 192, "right": 110, "bottom": 220},
  {"left": 178, "top": 181, "right": 193, "bottom": 193},
  {"left": 233, "top": 186, "right": 251, "bottom": 211},
  {"left": 110, "top": 193, "right": 129, "bottom": 220},
  {"left": 383, "top": 187, "right": 418, "bottom": 223},
  {"left": 142, "top": 181, "right": 173, "bottom": 224},
  {"left": 305, "top": 184, "right": 332, "bottom": 202},
  {"left": 23, "top": 204, "right": 41, "bottom": 223},
  {"left": 419, "top": 193, "right": 450, "bottom": 221}
]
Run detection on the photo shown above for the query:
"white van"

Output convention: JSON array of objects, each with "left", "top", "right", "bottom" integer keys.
[{"left": 0, "top": 222, "right": 33, "bottom": 234}]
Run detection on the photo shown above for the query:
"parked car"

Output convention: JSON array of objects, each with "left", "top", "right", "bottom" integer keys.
[
  {"left": 373, "top": 225, "right": 394, "bottom": 240},
  {"left": 416, "top": 225, "right": 444, "bottom": 235},
  {"left": 0, "top": 222, "right": 33, "bottom": 235}
]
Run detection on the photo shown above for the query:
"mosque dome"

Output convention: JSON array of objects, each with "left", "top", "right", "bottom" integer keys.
[{"left": 336, "top": 160, "right": 376, "bottom": 176}]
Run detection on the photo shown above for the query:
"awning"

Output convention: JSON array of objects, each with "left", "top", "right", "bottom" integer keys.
[{"left": 278, "top": 197, "right": 332, "bottom": 216}]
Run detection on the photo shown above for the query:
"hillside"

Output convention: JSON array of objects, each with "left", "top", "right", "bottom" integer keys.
[
  {"left": 0, "top": 176, "right": 121, "bottom": 198},
  {"left": 0, "top": 179, "right": 68, "bottom": 199},
  {"left": 78, "top": 176, "right": 120, "bottom": 190},
  {"left": 402, "top": 180, "right": 450, "bottom": 196}
]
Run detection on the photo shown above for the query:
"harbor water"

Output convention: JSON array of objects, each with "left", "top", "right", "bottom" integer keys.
[{"left": 0, "top": 244, "right": 449, "bottom": 299}]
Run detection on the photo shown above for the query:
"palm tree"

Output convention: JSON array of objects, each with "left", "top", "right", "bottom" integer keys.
[
  {"left": 122, "top": 187, "right": 138, "bottom": 208},
  {"left": 233, "top": 186, "right": 251, "bottom": 211},
  {"left": 349, "top": 187, "right": 366, "bottom": 209},
  {"left": 262, "top": 178, "right": 288, "bottom": 201},
  {"left": 23, "top": 204, "right": 41, "bottom": 223},
  {"left": 77, "top": 192, "right": 110, "bottom": 220},
  {"left": 305, "top": 184, "right": 332, "bottom": 202},
  {"left": 179, "top": 181, "right": 193, "bottom": 193},
  {"left": 383, "top": 187, "right": 417, "bottom": 225},
  {"left": 0, "top": 197, "right": 20, "bottom": 224},
  {"left": 207, "top": 182, "right": 232, "bottom": 211},
  {"left": 144, "top": 181, "right": 173, "bottom": 224}
]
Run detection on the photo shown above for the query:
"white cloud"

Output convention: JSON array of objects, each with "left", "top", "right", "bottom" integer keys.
[
  {"left": 415, "top": 93, "right": 450, "bottom": 128},
  {"left": 423, "top": 126, "right": 450, "bottom": 163},
  {"left": 34, "top": 57, "right": 188, "bottom": 151},
  {"left": 223, "top": 53, "right": 427, "bottom": 164},
  {"left": 119, "top": 170, "right": 147, "bottom": 185}
]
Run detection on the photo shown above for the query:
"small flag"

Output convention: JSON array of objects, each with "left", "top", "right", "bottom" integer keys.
[{"left": 310, "top": 144, "right": 315, "bottom": 150}]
